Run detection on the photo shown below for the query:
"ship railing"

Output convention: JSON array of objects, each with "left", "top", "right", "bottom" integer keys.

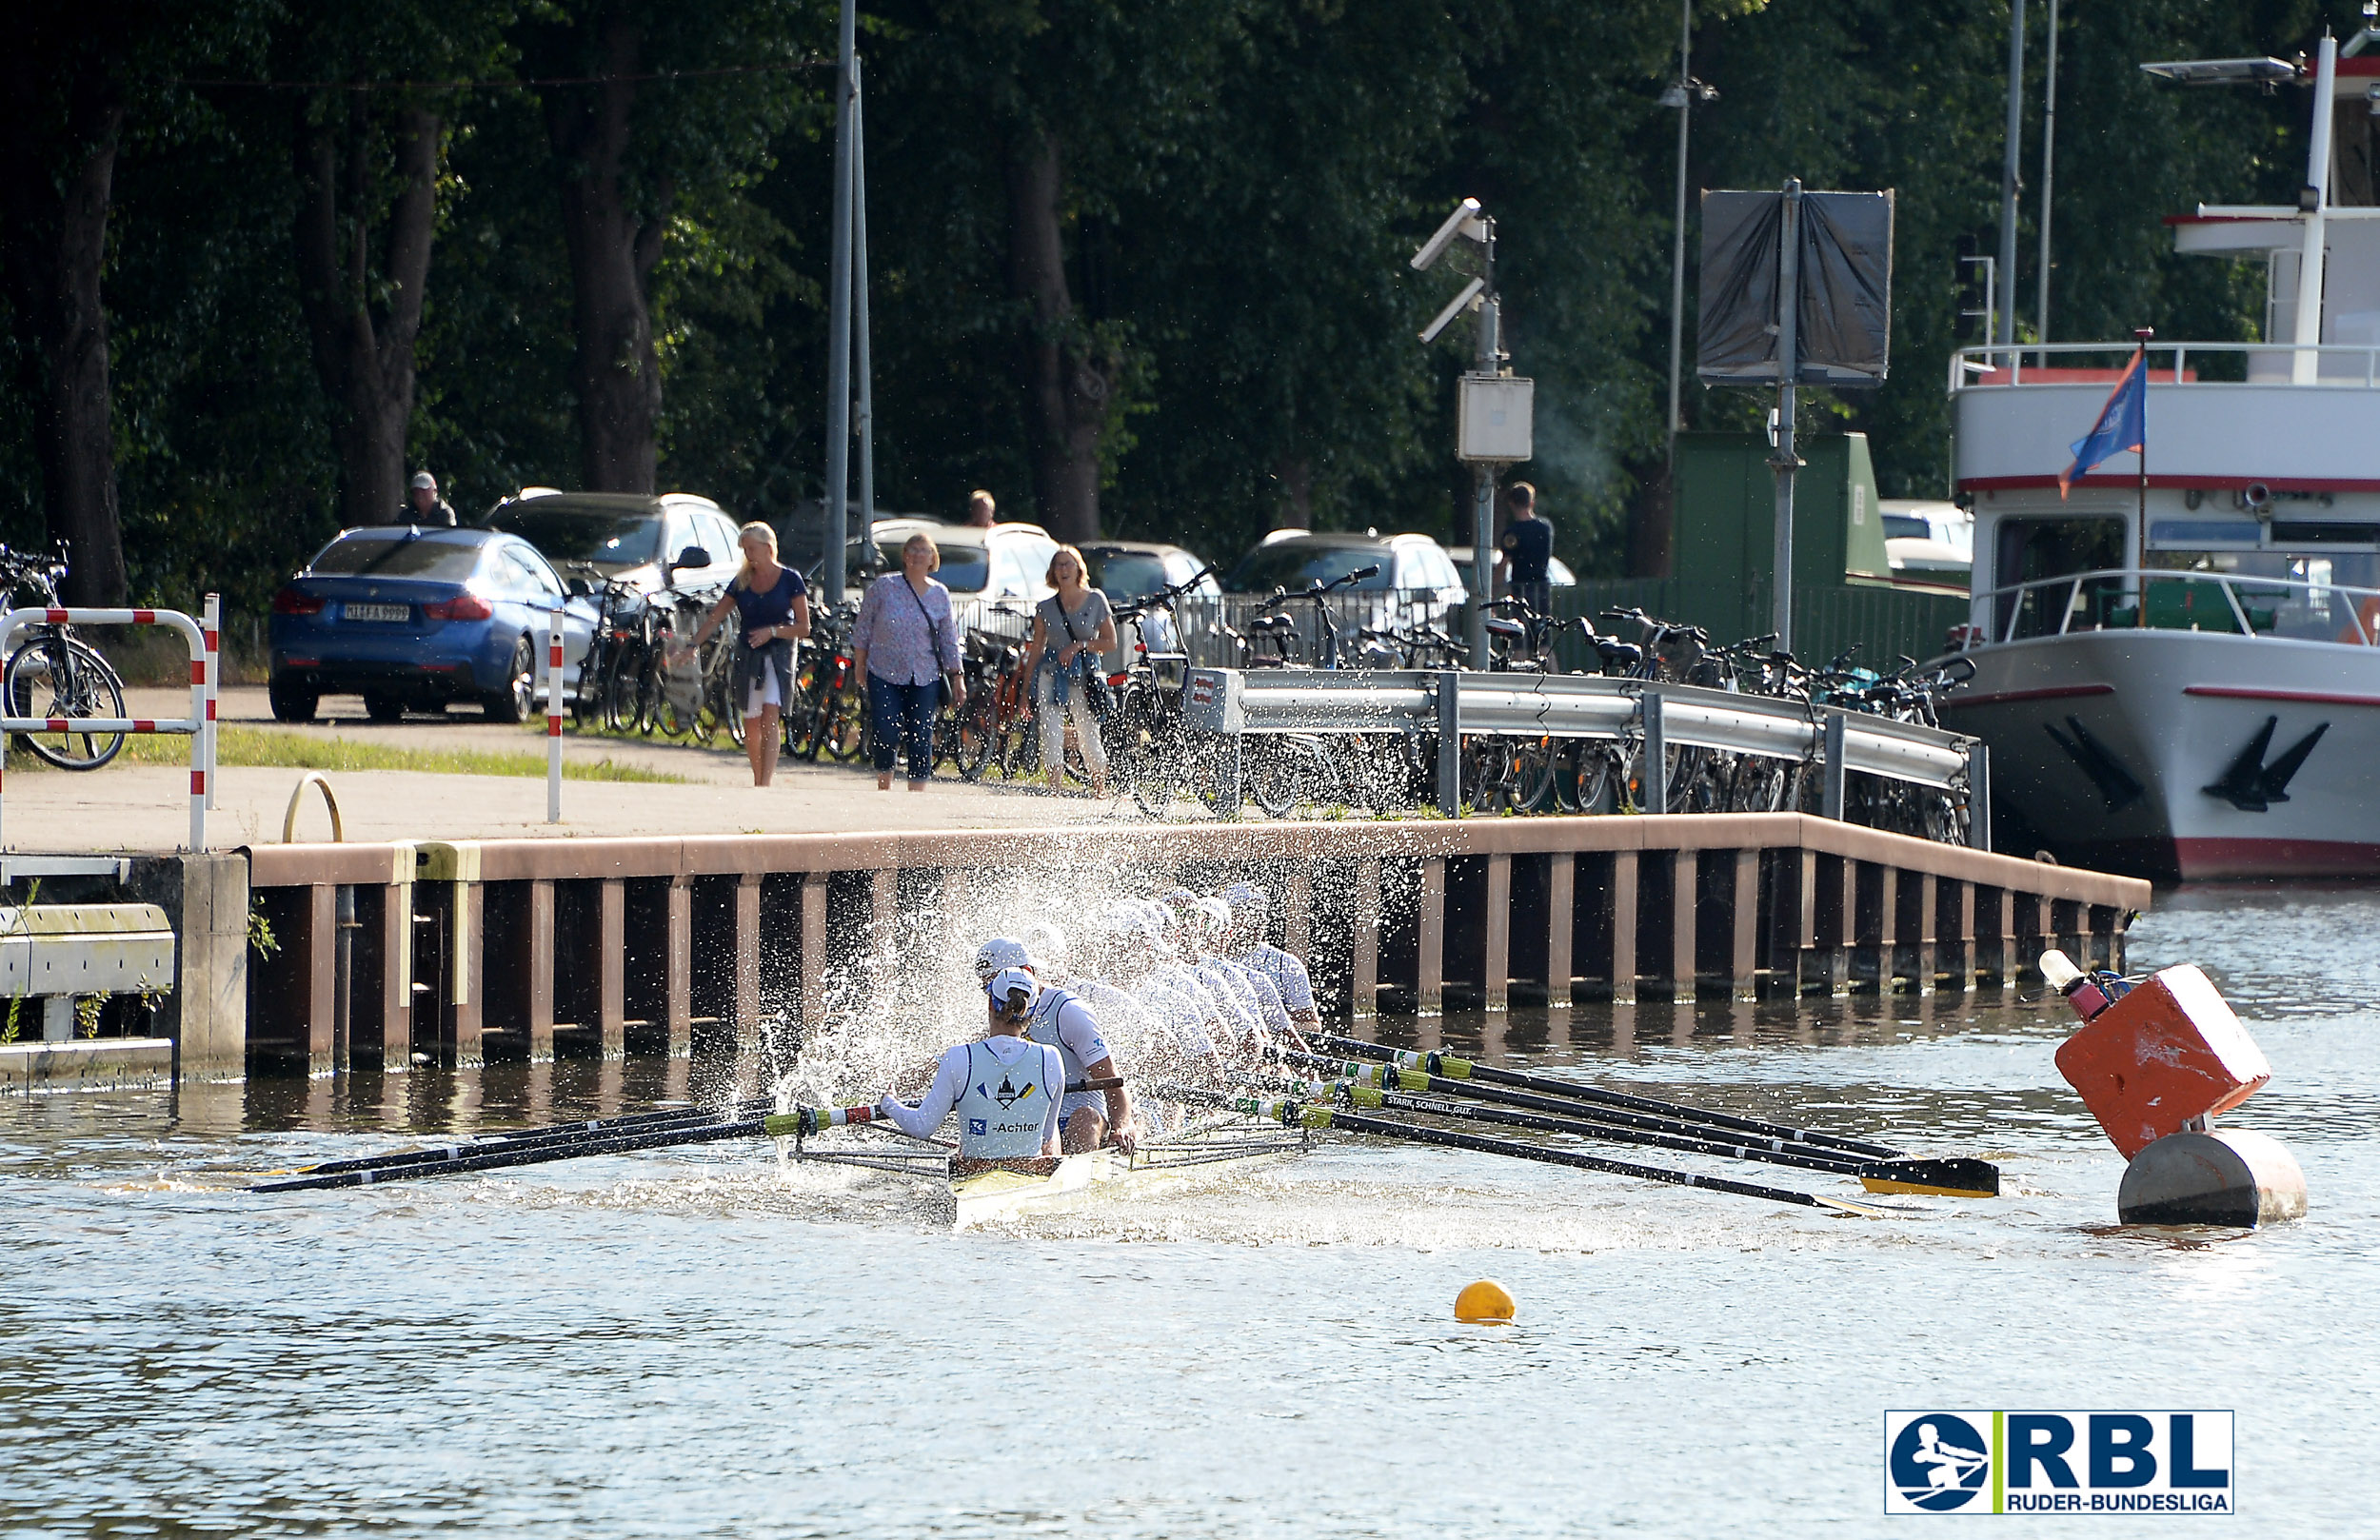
[
  {"left": 1972, "top": 566, "right": 2380, "bottom": 647},
  {"left": 1949, "top": 340, "right": 2380, "bottom": 393}
]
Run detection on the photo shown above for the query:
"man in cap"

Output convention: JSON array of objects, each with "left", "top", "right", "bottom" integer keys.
[
  {"left": 406, "top": 471, "right": 458, "bottom": 527},
  {"left": 876, "top": 967, "right": 1064, "bottom": 1174},
  {"left": 975, "top": 936, "right": 1138, "bottom": 1155},
  {"left": 1220, "top": 882, "right": 1319, "bottom": 1037}
]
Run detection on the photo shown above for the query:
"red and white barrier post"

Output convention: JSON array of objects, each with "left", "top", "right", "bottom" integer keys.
[
  {"left": 0, "top": 605, "right": 208, "bottom": 852},
  {"left": 202, "top": 592, "right": 221, "bottom": 810},
  {"left": 546, "top": 608, "right": 565, "bottom": 823}
]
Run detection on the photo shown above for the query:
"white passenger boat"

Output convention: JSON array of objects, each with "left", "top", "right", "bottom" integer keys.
[{"left": 1940, "top": 37, "right": 2380, "bottom": 879}]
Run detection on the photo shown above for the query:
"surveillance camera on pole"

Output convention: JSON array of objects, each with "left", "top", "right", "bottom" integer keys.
[
  {"left": 1411, "top": 197, "right": 1485, "bottom": 272},
  {"left": 1408, "top": 197, "right": 1532, "bottom": 671},
  {"left": 1418, "top": 277, "right": 1486, "bottom": 345}
]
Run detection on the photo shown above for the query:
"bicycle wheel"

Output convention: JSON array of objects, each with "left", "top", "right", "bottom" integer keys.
[
  {"left": 783, "top": 659, "right": 824, "bottom": 760},
  {"left": 1245, "top": 741, "right": 1302, "bottom": 819},
  {"left": 1511, "top": 737, "right": 1560, "bottom": 812},
  {"left": 953, "top": 683, "right": 998, "bottom": 780},
  {"left": 1126, "top": 724, "right": 1188, "bottom": 818},
  {"left": 601, "top": 647, "right": 639, "bottom": 731},
  {"left": 823, "top": 682, "right": 869, "bottom": 762},
  {"left": 1729, "top": 755, "right": 1791, "bottom": 813},
  {"left": 1559, "top": 742, "right": 1618, "bottom": 814},
  {"left": 993, "top": 695, "right": 1036, "bottom": 780},
  {"left": 7, "top": 635, "right": 128, "bottom": 770}
]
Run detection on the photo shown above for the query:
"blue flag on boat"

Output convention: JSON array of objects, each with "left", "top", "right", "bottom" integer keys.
[{"left": 2058, "top": 348, "right": 2147, "bottom": 499}]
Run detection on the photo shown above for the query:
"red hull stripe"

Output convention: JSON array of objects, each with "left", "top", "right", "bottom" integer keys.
[
  {"left": 2176, "top": 837, "right": 2380, "bottom": 880},
  {"left": 2182, "top": 684, "right": 2380, "bottom": 709},
  {"left": 1940, "top": 683, "right": 2115, "bottom": 708}
]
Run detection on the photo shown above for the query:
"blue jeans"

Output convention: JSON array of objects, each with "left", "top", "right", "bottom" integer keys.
[{"left": 868, "top": 674, "right": 938, "bottom": 781}]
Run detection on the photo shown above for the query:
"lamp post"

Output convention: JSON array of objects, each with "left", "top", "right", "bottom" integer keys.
[
  {"left": 1659, "top": 1, "right": 1717, "bottom": 455},
  {"left": 821, "top": 0, "right": 856, "bottom": 605},
  {"left": 1996, "top": 0, "right": 2025, "bottom": 352}
]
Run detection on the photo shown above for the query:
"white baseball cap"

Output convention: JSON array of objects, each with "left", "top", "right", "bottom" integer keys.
[
  {"left": 1022, "top": 921, "right": 1067, "bottom": 968},
  {"left": 410, "top": 471, "right": 437, "bottom": 490},
  {"left": 984, "top": 967, "right": 1041, "bottom": 1013},
  {"left": 975, "top": 937, "right": 1031, "bottom": 979}
]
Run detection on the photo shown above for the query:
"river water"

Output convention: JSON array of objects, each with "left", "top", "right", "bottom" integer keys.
[{"left": 4, "top": 886, "right": 2374, "bottom": 1536}]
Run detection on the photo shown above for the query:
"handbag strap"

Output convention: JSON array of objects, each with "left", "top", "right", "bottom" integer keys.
[{"left": 900, "top": 577, "right": 950, "bottom": 672}]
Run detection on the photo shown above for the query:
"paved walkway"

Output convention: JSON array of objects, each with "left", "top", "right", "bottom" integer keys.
[{"left": 5, "top": 687, "right": 1131, "bottom": 851}]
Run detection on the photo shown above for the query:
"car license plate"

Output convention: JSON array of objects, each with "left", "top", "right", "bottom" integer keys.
[{"left": 346, "top": 602, "right": 410, "bottom": 623}]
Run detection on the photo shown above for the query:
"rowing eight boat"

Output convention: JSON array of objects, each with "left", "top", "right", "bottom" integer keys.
[{"left": 793, "top": 1116, "right": 1309, "bottom": 1231}]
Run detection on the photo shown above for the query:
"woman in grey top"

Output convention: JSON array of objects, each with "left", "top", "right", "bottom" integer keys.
[
  {"left": 851, "top": 531, "right": 966, "bottom": 791},
  {"left": 1020, "top": 544, "right": 1116, "bottom": 798}
]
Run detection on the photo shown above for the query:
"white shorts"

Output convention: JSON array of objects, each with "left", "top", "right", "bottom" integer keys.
[
  {"left": 744, "top": 670, "right": 783, "bottom": 718},
  {"left": 1060, "top": 1090, "right": 1107, "bottom": 1124}
]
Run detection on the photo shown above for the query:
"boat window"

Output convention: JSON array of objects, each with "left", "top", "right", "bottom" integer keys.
[
  {"left": 1992, "top": 517, "right": 2128, "bottom": 639},
  {"left": 2141, "top": 548, "right": 2380, "bottom": 642}
]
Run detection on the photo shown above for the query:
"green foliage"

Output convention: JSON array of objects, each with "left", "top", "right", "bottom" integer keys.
[
  {"left": 0, "top": 0, "right": 2354, "bottom": 604},
  {"left": 248, "top": 900, "right": 280, "bottom": 960}
]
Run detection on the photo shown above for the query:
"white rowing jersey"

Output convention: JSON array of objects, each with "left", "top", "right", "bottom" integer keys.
[
  {"left": 878, "top": 1036, "right": 1062, "bottom": 1158},
  {"left": 1236, "top": 943, "right": 1316, "bottom": 1017},
  {"left": 1026, "top": 984, "right": 1112, "bottom": 1086}
]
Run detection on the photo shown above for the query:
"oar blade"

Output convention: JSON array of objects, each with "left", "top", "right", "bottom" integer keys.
[
  {"left": 1855, "top": 1156, "right": 2001, "bottom": 1197},
  {"left": 1813, "top": 1194, "right": 1903, "bottom": 1218}
]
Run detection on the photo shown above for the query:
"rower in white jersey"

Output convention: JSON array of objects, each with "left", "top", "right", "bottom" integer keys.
[
  {"left": 1081, "top": 908, "right": 1224, "bottom": 1081},
  {"left": 975, "top": 936, "right": 1138, "bottom": 1155},
  {"left": 1146, "top": 898, "right": 1259, "bottom": 1051},
  {"left": 1218, "top": 882, "right": 1319, "bottom": 1046},
  {"left": 875, "top": 968, "right": 1064, "bottom": 1175}
]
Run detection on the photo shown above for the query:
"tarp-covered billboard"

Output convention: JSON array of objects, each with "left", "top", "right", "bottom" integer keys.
[{"left": 1697, "top": 188, "right": 1894, "bottom": 388}]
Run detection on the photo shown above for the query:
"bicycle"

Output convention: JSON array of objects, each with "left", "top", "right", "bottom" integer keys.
[
  {"left": 1, "top": 543, "right": 129, "bottom": 771},
  {"left": 1103, "top": 568, "right": 1209, "bottom": 816}
]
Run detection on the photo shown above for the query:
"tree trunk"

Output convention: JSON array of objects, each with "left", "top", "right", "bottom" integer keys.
[
  {"left": 1005, "top": 129, "right": 1110, "bottom": 544},
  {"left": 1273, "top": 455, "right": 1313, "bottom": 528},
  {"left": 0, "top": 69, "right": 128, "bottom": 604},
  {"left": 1629, "top": 456, "right": 1675, "bottom": 579},
  {"left": 291, "top": 98, "right": 441, "bottom": 530},
  {"left": 548, "top": 10, "right": 665, "bottom": 495}
]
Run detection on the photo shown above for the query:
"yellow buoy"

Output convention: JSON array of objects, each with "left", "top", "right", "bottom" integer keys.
[{"left": 1454, "top": 1278, "right": 1516, "bottom": 1324}]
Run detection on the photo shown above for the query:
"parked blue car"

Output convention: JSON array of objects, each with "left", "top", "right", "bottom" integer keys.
[{"left": 268, "top": 526, "right": 597, "bottom": 722}]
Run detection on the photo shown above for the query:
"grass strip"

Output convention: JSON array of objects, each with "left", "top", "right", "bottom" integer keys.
[{"left": 7, "top": 725, "right": 685, "bottom": 782}]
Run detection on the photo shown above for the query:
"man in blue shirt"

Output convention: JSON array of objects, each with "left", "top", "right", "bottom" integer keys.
[{"left": 1496, "top": 482, "right": 1554, "bottom": 615}]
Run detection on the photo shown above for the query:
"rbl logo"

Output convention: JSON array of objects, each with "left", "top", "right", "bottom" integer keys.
[{"left": 1884, "top": 1411, "right": 2232, "bottom": 1515}]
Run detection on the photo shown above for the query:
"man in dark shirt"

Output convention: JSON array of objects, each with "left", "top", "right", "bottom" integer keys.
[
  {"left": 1496, "top": 481, "right": 1553, "bottom": 614},
  {"left": 404, "top": 471, "right": 458, "bottom": 527}
]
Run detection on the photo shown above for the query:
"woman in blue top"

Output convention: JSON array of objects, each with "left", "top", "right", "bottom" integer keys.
[
  {"left": 683, "top": 522, "right": 809, "bottom": 786},
  {"left": 850, "top": 531, "right": 966, "bottom": 791},
  {"left": 1019, "top": 544, "right": 1115, "bottom": 798}
]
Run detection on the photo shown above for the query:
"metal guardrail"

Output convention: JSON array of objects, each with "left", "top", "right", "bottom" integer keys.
[{"left": 1183, "top": 666, "right": 1988, "bottom": 847}]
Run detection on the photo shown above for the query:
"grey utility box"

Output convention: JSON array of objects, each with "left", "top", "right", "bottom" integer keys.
[{"left": 0, "top": 904, "right": 177, "bottom": 1042}]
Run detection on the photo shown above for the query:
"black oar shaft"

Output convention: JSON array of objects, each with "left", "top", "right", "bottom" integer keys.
[
  {"left": 295, "top": 1106, "right": 749, "bottom": 1177},
  {"left": 1316, "top": 1105, "right": 1853, "bottom": 1212},
  {"left": 1359, "top": 1088, "right": 1867, "bottom": 1177},
  {"left": 250, "top": 1115, "right": 789, "bottom": 1193},
  {"left": 481, "top": 1098, "right": 774, "bottom": 1143},
  {"left": 1283, "top": 1050, "right": 1863, "bottom": 1160},
  {"left": 251, "top": 1102, "right": 908, "bottom": 1194},
  {"left": 1313, "top": 1033, "right": 1902, "bottom": 1159}
]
